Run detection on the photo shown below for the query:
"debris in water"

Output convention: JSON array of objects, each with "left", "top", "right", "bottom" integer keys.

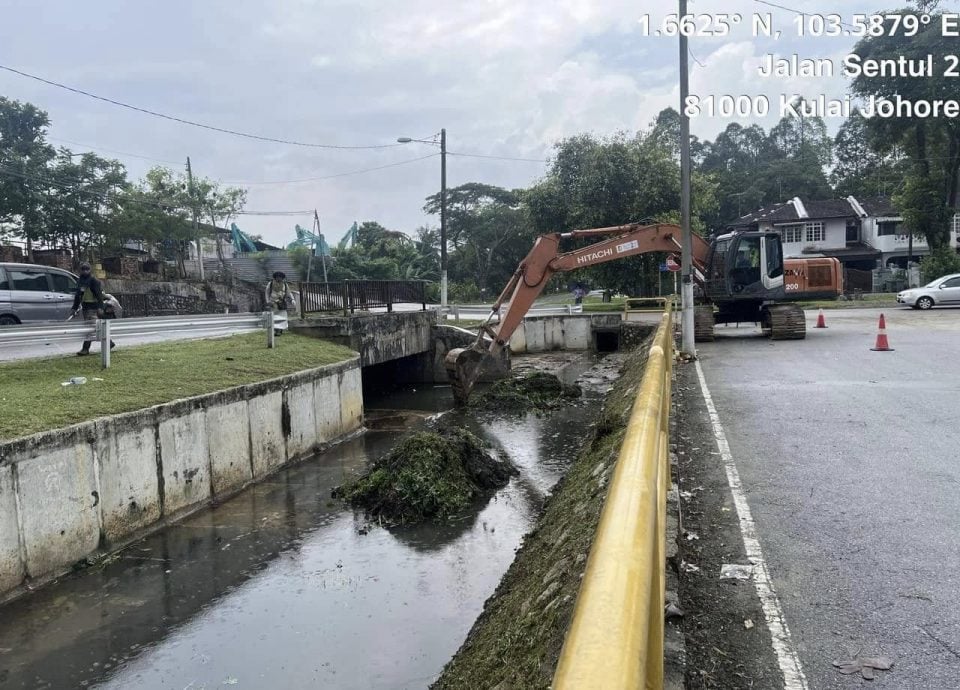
[
  {"left": 681, "top": 561, "right": 700, "bottom": 573},
  {"left": 471, "top": 371, "right": 581, "bottom": 413},
  {"left": 719, "top": 564, "right": 754, "bottom": 581},
  {"left": 832, "top": 656, "right": 893, "bottom": 680},
  {"left": 333, "top": 427, "right": 517, "bottom": 524},
  {"left": 744, "top": 619, "right": 755, "bottom": 630},
  {"left": 665, "top": 603, "right": 685, "bottom": 620}
]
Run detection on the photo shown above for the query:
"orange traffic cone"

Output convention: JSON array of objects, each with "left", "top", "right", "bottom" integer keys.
[
  {"left": 870, "top": 313, "right": 894, "bottom": 352},
  {"left": 815, "top": 308, "right": 827, "bottom": 328}
]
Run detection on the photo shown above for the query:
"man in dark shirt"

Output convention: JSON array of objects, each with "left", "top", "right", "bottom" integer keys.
[{"left": 71, "top": 262, "right": 114, "bottom": 356}]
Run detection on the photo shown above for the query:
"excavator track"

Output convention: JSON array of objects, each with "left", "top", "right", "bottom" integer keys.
[
  {"left": 763, "top": 304, "right": 807, "bottom": 340},
  {"left": 694, "top": 306, "right": 715, "bottom": 342}
]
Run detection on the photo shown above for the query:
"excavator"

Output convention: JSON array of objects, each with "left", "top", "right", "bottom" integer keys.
[{"left": 445, "top": 222, "right": 842, "bottom": 404}]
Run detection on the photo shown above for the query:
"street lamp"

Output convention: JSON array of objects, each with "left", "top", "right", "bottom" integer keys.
[{"left": 397, "top": 129, "right": 447, "bottom": 308}]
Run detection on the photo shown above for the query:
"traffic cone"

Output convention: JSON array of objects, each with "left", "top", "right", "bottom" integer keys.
[
  {"left": 870, "top": 313, "right": 894, "bottom": 352},
  {"left": 815, "top": 308, "right": 827, "bottom": 328}
]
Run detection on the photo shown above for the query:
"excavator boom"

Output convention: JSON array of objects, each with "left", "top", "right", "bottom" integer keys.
[{"left": 446, "top": 222, "right": 696, "bottom": 403}]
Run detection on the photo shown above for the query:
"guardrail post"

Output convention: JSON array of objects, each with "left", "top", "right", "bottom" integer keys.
[
  {"left": 266, "top": 310, "right": 275, "bottom": 349},
  {"left": 100, "top": 319, "right": 111, "bottom": 369},
  {"left": 342, "top": 281, "right": 350, "bottom": 316},
  {"left": 386, "top": 281, "right": 394, "bottom": 313},
  {"left": 421, "top": 281, "right": 427, "bottom": 312}
]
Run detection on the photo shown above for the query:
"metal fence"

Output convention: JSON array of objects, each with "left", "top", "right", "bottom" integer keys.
[
  {"left": 299, "top": 280, "right": 427, "bottom": 315},
  {"left": 554, "top": 305, "right": 674, "bottom": 689},
  {"left": 0, "top": 312, "right": 275, "bottom": 368},
  {"left": 113, "top": 293, "right": 235, "bottom": 318}
]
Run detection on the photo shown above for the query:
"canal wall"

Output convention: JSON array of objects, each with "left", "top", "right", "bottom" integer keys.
[
  {"left": 0, "top": 358, "right": 363, "bottom": 601},
  {"left": 508, "top": 314, "right": 622, "bottom": 354}
]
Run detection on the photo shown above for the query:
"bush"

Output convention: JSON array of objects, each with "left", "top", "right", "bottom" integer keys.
[{"left": 921, "top": 246, "right": 960, "bottom": 283}]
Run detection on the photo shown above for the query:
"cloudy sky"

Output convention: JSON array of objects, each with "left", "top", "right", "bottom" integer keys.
[{"left": 0, "top": 0, "right": 906, "bottom": 246}]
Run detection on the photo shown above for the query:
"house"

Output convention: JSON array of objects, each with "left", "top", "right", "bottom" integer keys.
[{"left": 728, "top": 196, "right": 960, "bottom": 272}]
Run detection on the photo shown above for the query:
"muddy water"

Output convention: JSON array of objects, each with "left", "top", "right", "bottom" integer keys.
[{"left": 0, "top": 354, "right": 611, "bottom": 690}]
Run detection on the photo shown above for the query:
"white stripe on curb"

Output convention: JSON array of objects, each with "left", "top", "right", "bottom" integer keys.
[{"left": 695, "top": 360, "right": 808, "bottom": 690}]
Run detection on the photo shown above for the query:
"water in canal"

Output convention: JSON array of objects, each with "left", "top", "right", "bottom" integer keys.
[{"left": 0, "top": 354, "right": 613, "bottom": 690}]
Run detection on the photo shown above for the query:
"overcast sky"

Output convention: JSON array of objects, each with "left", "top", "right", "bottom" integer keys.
[{"left": 0, "top": 0, "right": 907, "bottom": 246}]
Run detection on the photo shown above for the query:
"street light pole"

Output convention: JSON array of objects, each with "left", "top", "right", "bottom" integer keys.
[
  {"left": 679, "top": 0, "right": 695, "bottom": 357},
  {"left": 440, "top": 128, "right": 448, "bottom": 309}
]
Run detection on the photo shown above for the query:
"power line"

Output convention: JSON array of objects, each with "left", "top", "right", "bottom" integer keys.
[
  {"left": 229, "top": 153, "right": 439, "bottom": 185},
  {"left": 753, "top": 0, "right": 857, "bottom": 30},
  {"left": 447, "top": 150, "right": 549, "bottom": 163},
  {"left": 47, "top": 136, "right": 182, "bottom": 165},
  {"left": 0, "top": 63, "right": 403, "bottom": 151}
]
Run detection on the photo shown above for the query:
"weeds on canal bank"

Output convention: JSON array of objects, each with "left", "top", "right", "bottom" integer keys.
[
  {"left": 471, "top": 371, "right": 581, "bottom": 414},
  {"left": 333, "top": 427, "right": 517, "bottom": 524},
  {"left": 434, "top": 339, "right": 652, "bottom": 690}
]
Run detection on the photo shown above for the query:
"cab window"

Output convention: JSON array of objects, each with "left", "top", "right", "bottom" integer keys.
[
  {"left": 10, "top": 270, "right": 50, "bottom": 291},
  {"left": 765, "top": 236, "right": 783, "bottom": 279},
  {"left": 49, "top": 272, "right": 77, "bottom": 294}
]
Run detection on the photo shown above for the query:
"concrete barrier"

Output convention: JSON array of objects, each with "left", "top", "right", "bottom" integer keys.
[
  {"left": 508, "top": 314, "right": 621, "bottom": 353},
  {"left": 0, "top": 357, "right": 363, "bottom": 602}
]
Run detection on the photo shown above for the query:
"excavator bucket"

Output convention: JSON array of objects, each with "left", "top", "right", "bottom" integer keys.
[{"left": 445, "top": 346, "right": 489, "bottom": 405}]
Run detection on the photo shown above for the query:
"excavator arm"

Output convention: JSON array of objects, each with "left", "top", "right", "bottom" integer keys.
[{"left": 446, "top": 222, "right": 709, "bottom": 403}]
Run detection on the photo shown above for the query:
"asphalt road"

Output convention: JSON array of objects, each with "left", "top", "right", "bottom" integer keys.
[{"left": 691, "top": 306, "right": 960, "bottom": 688}]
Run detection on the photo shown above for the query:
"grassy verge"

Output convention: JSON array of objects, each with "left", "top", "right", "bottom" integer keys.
[
  {"left": 434, "top": 341, "right": 651, "bottom": 689},
  {"left": 0, "top": 332, "right": 355, "bottom": 442}
]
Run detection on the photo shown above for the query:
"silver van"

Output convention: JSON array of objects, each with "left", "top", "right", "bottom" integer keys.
[{"left": 0, "top": 263, "right": 79, "bottom": 325}]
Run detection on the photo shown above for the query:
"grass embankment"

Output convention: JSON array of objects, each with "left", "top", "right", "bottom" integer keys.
[
  {"left": 434, "top": 339, "right": 652, "bottom": 689},
  {"left": 0, "top": 333, "right": 355, "bottom": 442}
]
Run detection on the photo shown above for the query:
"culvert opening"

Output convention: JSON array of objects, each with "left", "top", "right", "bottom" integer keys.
[{"left": 593, "top": 329, "right": 620, "bottom": 353}]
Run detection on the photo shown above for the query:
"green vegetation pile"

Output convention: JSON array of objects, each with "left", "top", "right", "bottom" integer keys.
[
  {"left": 471, "top": 371, "right": 581, "bottom": 413},
  {"left": 434, "top": 337, "right": 652, "bottom": 689},
  {"left": 334, "top": 427, "right": 517, "bottom": 524}
]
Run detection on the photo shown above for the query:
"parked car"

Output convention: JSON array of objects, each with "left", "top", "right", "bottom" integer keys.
[
  {"left": 0, "top": 262, "right": 79, "bottom": 325},
  {"left": 897, "top": 273, "right": 960, "bottom": 310}
]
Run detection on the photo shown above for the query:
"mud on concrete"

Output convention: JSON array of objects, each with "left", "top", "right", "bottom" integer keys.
[
  {"left": 432, "top": 345, "right": 650, "bottom": 689},
  {"left": 673, "top": 362, "right": 784, "bottom": 689}
]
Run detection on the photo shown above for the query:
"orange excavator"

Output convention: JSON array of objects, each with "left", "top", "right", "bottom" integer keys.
[{"left": 445, "top": 222, "right": 842, "bottom": 403}]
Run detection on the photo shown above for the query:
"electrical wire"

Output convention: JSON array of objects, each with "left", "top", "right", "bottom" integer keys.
[
  {"left": 47, "top": 136, "right": 183, "bottom": 165},
  {"left": 753, "top": 0, "right": 858, "bottom": 30},
  {"left": 0, "top": 63, "right": 404, "bottom": 150},
  {"left": 229, "top": 153, "right": 439, "bottom": 185},
  {"left": 447, "top": 151, "right": 549, "bottom": 163}
]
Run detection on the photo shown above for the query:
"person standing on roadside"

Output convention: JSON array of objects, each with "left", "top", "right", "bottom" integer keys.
[
  {"left": 71, "top": 262, "right": 115, "bottom": 356},
  {"left": 265, "top": 271, "right": 293, "bottom": 335}
]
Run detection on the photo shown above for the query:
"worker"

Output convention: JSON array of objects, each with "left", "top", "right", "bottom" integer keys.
[
  {"left": 265, "top": 271, "right": 293, "bottom": 335},
  {"left": 71, "top": 262, "right": 116, "bottom": 356}
]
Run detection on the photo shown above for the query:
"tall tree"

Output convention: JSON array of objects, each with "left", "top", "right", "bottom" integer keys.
[
  {"left": 849, "top": 9, "right": 960, "bottom": 248},
  {"left": 0, "top": 97, "right": 55, "bottom": 252}
]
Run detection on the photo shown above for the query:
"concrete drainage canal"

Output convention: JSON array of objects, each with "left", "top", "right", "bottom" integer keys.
[{"left": 0, "top": 350, "right": 625, "bottom": 690}]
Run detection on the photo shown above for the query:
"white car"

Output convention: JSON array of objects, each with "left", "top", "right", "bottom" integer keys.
[{"left": 898, "top": 273, "right": 960, "bottom": 310}]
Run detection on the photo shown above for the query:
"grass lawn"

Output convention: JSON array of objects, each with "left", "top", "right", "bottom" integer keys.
[{"left": 0, "top": 332, "right": 356, "bottom": 442}]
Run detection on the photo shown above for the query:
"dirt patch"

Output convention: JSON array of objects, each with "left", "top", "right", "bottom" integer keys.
[
  {"left": 673, "top": 363, "right": 783, "bottom": 689},
  {"left": 471, "top": 371, "right": 582, "bottom": 414},
  {"left": 333, "top": 427, "right": 516, "bottom": 525},
  {"left": 432, "top": 340, "right": 651, "bottom": 689}
]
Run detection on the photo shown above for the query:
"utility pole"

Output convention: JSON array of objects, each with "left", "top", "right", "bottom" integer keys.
[
  {"left": 440, "top": 128, "right": 448, "bottom": 309},
  {"left": 679, "top": 0, "right": 695, "bottom": 356},
  {"left": 314, "top": 209, "right": 328, "bottom": 283},
  {"left": 186, "top": 157, "right": 204, "bottom": 280}
]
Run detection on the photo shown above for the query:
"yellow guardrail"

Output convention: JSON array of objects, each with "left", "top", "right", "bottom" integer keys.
[{"left": 554, "top": 304, "right": 674, "bottom": 690}]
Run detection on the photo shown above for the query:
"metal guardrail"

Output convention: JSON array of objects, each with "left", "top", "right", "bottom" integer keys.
[
  {"left": 554, "top": 304, "right": 674, "bottom": 689},
  {"left": 0, "top": 312, "right": 275, "bottom": 368},
  {"left": 299, "top": 280, "right": 427, "bottom": 316}
]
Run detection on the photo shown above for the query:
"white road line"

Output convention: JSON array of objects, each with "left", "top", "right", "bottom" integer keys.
[{"left": 694, "top": 360, "right": 808, "bottom": 690}]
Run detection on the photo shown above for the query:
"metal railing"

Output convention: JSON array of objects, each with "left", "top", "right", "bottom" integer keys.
[
  {"left": 0, "top": 312, "right": 276, "bottom": 368},
  {"left": 112, "top": 293, "right": 236, "bottom": 318},
  {"left": 299, "top": 280, "right": 427, "bottom": 316},
  {"left": 553, "top": 304, "right": 673, "bottom": 689},
  {"left": 623, "top": 295, "right": 679, "bottom": 320}
]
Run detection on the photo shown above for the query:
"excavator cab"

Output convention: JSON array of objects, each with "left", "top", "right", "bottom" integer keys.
[{"left": 705, "top": 232, "right": 785, "bottom": 302}]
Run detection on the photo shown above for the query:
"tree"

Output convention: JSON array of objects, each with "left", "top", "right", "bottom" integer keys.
[
  {"left": 0, "top": 97, "right": 55, "bottom": 252},
  {"left": 831, "top": 111, "right": 906, "bottom": 198},
  {"left": 849, "top": 9, "right": 960, "bottom": 248},
  {"left": 43, "top": 150, "right": 127, "bottom": 261}
]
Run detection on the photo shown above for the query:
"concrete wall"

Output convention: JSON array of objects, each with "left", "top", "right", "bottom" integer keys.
[
  {"left": 291, "top": 311, "right": 434, "bottom": 367},
  {"left": 0, "top": 358, "right": 362, "bottom": 602},
  {"left": 509, "top": 314, "right": 622, "bottom": 354}
]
